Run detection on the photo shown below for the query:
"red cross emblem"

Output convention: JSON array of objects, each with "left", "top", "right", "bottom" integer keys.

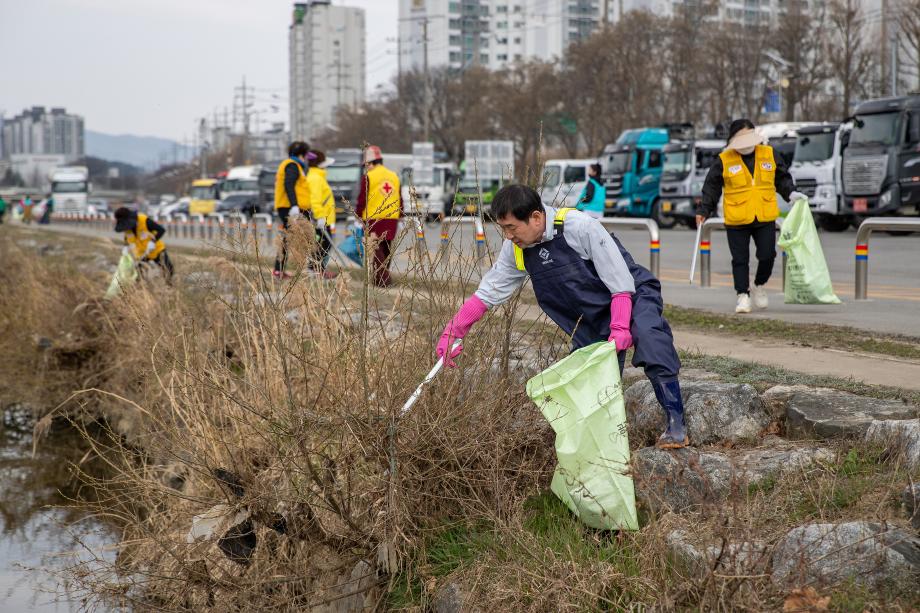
[{"left": 379, "top": 181, "right": 394, "bottom": 197}]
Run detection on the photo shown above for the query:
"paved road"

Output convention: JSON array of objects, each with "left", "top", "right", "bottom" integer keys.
[
  {"left": 421, "top": 219, "right": 920, "bottom": 336},
  {"left": 29, "top": 216, "right": 920, "bottom": 336}
]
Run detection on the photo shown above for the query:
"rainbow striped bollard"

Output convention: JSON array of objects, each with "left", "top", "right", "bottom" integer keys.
[
  {"left": 474, "top": 217, "right": 486, "bottom": 259},
  {"left": 699, "top": 239, "right": 712, "bottom": 287},
  {"left": 649, "top": 238, "right": 660, "bottom": 279}
]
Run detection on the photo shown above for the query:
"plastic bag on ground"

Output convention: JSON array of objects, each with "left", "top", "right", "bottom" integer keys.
[
  {"left": 777, "top": 198, "right": 841, "bottom": 304},
  {"left": 526, "top": 342, "right": 638, "bottom": 530},
  {"left": 340, "top": 224, "right": 365, "bottom": 266},
  {"left": 104, "top": 253, "right": 139, "bottom": 299}
]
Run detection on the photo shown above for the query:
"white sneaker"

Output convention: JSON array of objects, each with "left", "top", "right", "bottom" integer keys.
[
  {"left": 752, "top": 285, "right": 768, "bottom": 310},
  {"left": 735, "top": 293, "right": 752, "bottom": 313}
]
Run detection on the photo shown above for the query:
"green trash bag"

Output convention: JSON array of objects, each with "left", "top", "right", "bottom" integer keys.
[
  {"left": 104, "top": 253, "right": 138, "bottom": 299},
  {"left": 777, "top": 198, "right": 841, "bottom": 305},
  {"left": 526, "top": 342, "right": 638, "bottom": 531}
]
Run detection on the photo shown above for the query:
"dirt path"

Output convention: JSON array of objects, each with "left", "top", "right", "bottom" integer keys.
[{"left": 673, "top": 329, "right": 920, "bottom": 391}]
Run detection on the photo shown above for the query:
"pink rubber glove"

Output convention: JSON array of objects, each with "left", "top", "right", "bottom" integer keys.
[
  {"left": 608, "top": 292, "right": 633, "bottom": 351},
  {"left": 437, "top": 295, "right": 488, "bottom": 367}
]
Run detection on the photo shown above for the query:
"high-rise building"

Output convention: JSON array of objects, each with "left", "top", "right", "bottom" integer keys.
[
  {"left": 398, "top": 0, "right": 611, "bottom": 73},
  {"left": 289, "top": 1, "right": 366, "bottom": 141},
  {"left": 1, "top": 106, "right": 84, "bottom": 161}
]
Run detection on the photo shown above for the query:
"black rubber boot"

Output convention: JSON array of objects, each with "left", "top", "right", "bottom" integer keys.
[{"left": 652, "top": 379, "right": 689, "bottom": 449}]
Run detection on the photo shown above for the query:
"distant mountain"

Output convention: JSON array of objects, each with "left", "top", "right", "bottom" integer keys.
[{"left": 85, "top": 131, "right": 195, "bottom": 170}]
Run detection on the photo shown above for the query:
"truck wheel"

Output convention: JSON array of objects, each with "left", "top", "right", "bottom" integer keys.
[
  {"left": 652, "top": 200, "right": 678, "bottom": 229},
  {"left": 818, "top": 215, "right": 850, "bottom": 232},
  {"left": 684, "top": 217, "right": 698, "bottom": 230}
]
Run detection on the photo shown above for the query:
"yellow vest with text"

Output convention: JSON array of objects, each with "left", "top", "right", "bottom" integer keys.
[
  {"left": 126, "top": 214, "right": 165, "bottom": 260},
  {"left": 306, "top": 167, "right": 335, "bottom": 223},
  {"left": 274, "top": 158, "right": 311, "bottom": 210},
  {"left": 720, "top": 145, "right": 780, "bottom": 226},
  {"left": 362, "top": 164, "right": 401, "bottom": 220}
]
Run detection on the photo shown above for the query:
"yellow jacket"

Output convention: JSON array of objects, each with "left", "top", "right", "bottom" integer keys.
[
  {"left": 361, "top": 164, "right": 401, "bottom": 220},
  {"left": 306, "top": 167, "right": 335, "bottom": 223},
  {"left": 274, "top": 158, "right": 310, "bottom": 210},
  {"left": 720, "top": 145, "right": 780, "bottom": 226},
  {"left": 126, "top": 214, "right": 165, "bottom": 260}
]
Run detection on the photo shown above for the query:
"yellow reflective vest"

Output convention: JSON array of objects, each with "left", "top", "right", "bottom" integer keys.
[
  {"left": 306, "top": 167, "right": 335, "bottom": 224},
  {"left": 126, "top": 213, "right": 165, "bottom": 260},
  {"left": 274, "top": 158, "right": 310, "bottom": 210},
  {"left": 720, "top": 145, "right": 780, "bottom": 226},
  {"left": 361, "top": 164, "right": 401, "bottom": 220}
]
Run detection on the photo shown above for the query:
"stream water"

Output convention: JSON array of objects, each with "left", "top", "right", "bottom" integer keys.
[{"left": 0, "top": 405, "right": 115, "bottom": 611}]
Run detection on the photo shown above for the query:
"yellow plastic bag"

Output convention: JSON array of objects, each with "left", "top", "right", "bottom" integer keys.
[{"left": 526, "top": 342, "right": 638, "bottom": 530}]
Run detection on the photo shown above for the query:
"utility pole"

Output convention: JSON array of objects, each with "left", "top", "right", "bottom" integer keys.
[
  {"left": 198, "top": 118, "right": 208, "bottom": 178},
  {"left": 423, "top": 17, "right": 430, "bottom": 142},
  {"left": 890, "top": 9, "right": 899, "bottom": 96},
  {"left": 882, "top": 0, "right": 889, "bottom": 95}
]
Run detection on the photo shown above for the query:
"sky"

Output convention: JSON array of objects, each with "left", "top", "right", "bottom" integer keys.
[{"left": 0, "top": 0, "right": 399, "bottom": 142}]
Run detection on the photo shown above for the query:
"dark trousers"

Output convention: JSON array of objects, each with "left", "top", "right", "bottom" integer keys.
[
  {"left": 310, "top": 228, "right": 332, "bottom": 271},
  {"left": 274, "top": 209, "right": 290, "bottom": 272},
  {"left": 371, "top": 238, "right": 392, "bottom": 287},
  {"left": 726, "top": 223, "right": 775, "bottom": 294},
  {"left": 615, "top": 281, "right": 681, "bottom": 385},
  {"left": 141, "top": 250, "right": 174, "bottom": 285}
]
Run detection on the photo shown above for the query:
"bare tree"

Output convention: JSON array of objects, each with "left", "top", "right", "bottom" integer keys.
[
  {"left": 898, "top": 0, "right": 920, "bottom": 92},
  {"left": 773, "top": 0, "right": 830, "bottom": 120},
  {"left": 826, "top": 0, "right": 876, "bottom": 117},
  {"left": 487, "top": 60, "right": 561, "bottom": 173}
]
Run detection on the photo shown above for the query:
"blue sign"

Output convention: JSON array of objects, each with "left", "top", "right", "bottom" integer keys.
[{"left": 763, "top": 88, "right": 781, "bottom": 114}]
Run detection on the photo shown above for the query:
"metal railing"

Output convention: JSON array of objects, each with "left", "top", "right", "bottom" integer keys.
[
  {"left": 439, "top": 216, "right": 487, "bottom": 259},
  {"left": 598, "top": 218, "right": 660, "bottom": 278},
  {"left": 854, "top": 217, "right": 920, "bottom": 300},
  {"left": 697, "top": 217, "right": 784, "bottom": 288}
]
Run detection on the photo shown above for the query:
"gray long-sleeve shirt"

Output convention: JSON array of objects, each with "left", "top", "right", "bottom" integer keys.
[{"left": 474, "top": 205, "right": 635, "bottom": 308}]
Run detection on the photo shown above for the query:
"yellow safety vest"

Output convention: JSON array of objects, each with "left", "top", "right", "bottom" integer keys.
[
  {"left": 274, "top": 158, "right": 310, "bottom": 210},
  {"left": 306, "top": 167, "right": 335, "bottom": 223},
  {"left": 512, "top": 207, "right": 573, "bottom": 271},
  {"left": 126, "top": 213, "right": 165, "bottom": 260},
  {"left": 720, "top": 145, "right": 780, "bottom": 226},
  {"left": 361, "top": 164, "right": 401, "bottom": 220}
]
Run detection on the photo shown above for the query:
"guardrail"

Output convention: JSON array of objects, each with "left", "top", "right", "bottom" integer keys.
[
  {"left": 697, "top": 217, "right": 784, "bottom": 288},
  {"left": 855, "top": 217, "right": 920, "bottom": 300},
  {"left": 598, "top": 218, "right": 660, "bottom": 279},
  {"left": 438, "top": 216, "right": 486, "bottom": 259}
]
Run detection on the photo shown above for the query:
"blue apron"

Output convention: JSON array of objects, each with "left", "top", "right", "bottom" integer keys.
[{"left": 516, "top": 209, "right": 680, "bottom": 382}]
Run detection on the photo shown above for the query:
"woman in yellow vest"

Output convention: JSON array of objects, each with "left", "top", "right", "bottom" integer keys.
[
  {"left": 273, "top": 141, "right": 314, "bottom": 279},
  {"left": 306, "top": 150, "right": 338, "bottom": 279},
  {"left": 114, "top": 206, "right": 174, "bottom": 283},
  {"left": 355, "top": 145, "right": 401, "bottom": 287},
  {"left": 695, "top": 119, "right": 806, "bottom": 313}
]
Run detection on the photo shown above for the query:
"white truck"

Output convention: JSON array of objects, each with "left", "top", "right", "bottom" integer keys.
[
  {"left": 658, "top": 139, "right": 724, "bottom": 228},
  {"left": 790, "top": 122, "right": 852, "bottom": 232},
  {"left": 757, "top": 122, "right": 821, "bottom": 214},
  {"left": 538, "top": 159, "right": 596, "bottom": 208},
  {"left": 50, "top": 166, "right": 91, "bottom": 214},
  {"left": 401, "top": 162, "right": 457, "bottom": 222},
  {"left": 222, "top": 165, "right": 261, "bottom": 197}
]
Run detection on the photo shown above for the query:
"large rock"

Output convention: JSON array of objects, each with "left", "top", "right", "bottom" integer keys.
[
  {"left": 634, "top": 440, "right": 834, "bottom": 512},
  {"left": 766, "top": 386, "right": 918, "bottom": 440},
  {"left": 771, "top": 522, "right": 920, "bottom": 589},
  {"left": 432, "top": 582, "right": 480, "bottom": 613},
  {"left": 904, "top": 483, "right": 920, "bottom": 532},
  {"left": 667, "top": 529, "right": 768, "bottom": 577},
  {"left": 626, "top": 381, "right": 769, "bottom": 446},
  {"left": 865, "top": 419, "right": 920, "bottom": 472}
]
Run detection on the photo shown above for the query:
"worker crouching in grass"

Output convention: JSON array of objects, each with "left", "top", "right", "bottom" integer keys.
[
  {"left": 114, "top": 206, "right": 174, "bottom": 284},
  {"left": 436, "top": 185, "right": 689, "bottom": 449}
]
